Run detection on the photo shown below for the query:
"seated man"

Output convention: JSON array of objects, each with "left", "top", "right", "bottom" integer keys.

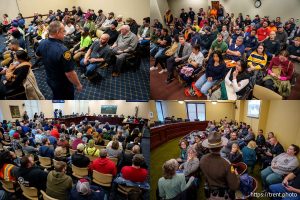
[
  {"left": 257, "top": 21, "right": 270, "bottom": 43},
  {"left": 287, "top": 37, "right": 300, "bottom": 62},
  {"left": 46, "top": 161, "right": 73, "bottom": 199},
  {"left": 138, "top": 17, "right": 150, "bottom": 46},
  {"left": 165, "top": 35, "right": 192, "bottom": 84},
  {"left": 89, "top": 149, "right": 117, "bottom": 176},
  {"left": 269, "top": 167, "right": 300, "bottom": 199},
  {"left": 199, "top": 26, "right": 215, "bottom": 55},
  {"left": 1, "top": 39, "right": 23, "bottom": 67},
  {"left": 206, "top": 33, "right": 228, "bottom": 60},
  {"left": 104, "top": 21, "right": 119, "bottom": 46},
  {"left": 39, "top": 138, "right": 54, "bottom": 158},
  {"left": 111, "top": 25, "right": 138, "bottom": 77},
  {"left": 261, "top": 137, "right": 285, "bottom": 169},
  {"left": 244, "top": 29, "right": 258, "bottom": 57},
  {"left": 121, "top": 154, "right": 148, "bottom": 183},
  {"left": 71, "top": 143, "right": 90, "bottom": 168},
  {"left": 230, "top": 26, "right": 244, "bottom": 46},
  {"left": 100, "top": 12, "right": 115, "bottom": 31},
  {"left": 80, "top": 33, "right": 111, "bottom": 78},
  {"left": 264, "top": 31, "right": 280, "bottom": 59},
  {"left": 225, "top": 36, "right": 245, "bottom": 61},
  {"left": 275, "top": 24, "right": 288, "bottom": 50},
  {"left": 261, "top": 144, "right": 299, "bottom": 189},
  {"left": 15, "top": 155, "right": 48, "bottom": 191}
]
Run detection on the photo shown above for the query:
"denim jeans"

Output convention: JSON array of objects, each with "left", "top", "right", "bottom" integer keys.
[
  {"left": 80, "top": 58, "right": 99, "bottom": 76},
  {"left": 195, "top": 74, "right": 217, "bottom": 95},
  {"left": 261, "top": 166, "right": 283, "bottom": 188},
  {"left": 150, "top": 44, "right": 158, "bottom": 57},
  {"left": 269, "top": 183, "right": 300, "bottom": 200}
]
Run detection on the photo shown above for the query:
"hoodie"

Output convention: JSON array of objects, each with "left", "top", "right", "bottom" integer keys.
[
  {"left": 89, "top": 157, "right": 117, "bottom": 176},
  {"left": 46, "top": 170, "right": 72, "bottom": 200}
]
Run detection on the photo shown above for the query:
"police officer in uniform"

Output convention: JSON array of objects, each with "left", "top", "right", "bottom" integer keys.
[
  {"left": 36, "top": 21, "right": 82, "bottom": 99},
  {"left": 200, "top": 131, "right": 240, "bottom": 200}
]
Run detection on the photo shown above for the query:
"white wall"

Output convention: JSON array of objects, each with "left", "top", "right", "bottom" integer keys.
[
  {"left": 162, "top": 0, "right": 300, "bottom": 25},
  {"left": 0, "top": 101, "right": 151, "bottom": 121},
  {"left": 150, "top": 0, "right": 170, "bottom": 25},
  {"left": 73, "top": 0, "right": 149, "bottom": 24},
  {"left": 0, "top": 0, "right": 19, "bottom": 21}
]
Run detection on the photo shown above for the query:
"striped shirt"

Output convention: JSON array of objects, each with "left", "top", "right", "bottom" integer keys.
[{"left": 247, "top": 51, "right": 267, "bottom": 70}]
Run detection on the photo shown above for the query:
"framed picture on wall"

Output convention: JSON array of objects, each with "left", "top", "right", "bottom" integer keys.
[{"left": 9, "top": 106, "right": 21, "bottom": 118}]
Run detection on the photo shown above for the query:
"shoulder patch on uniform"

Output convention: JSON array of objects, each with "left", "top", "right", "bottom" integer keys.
[
  {"left": 231, "top": 165, "right": 235, "bottom": 173},
  {"left": 63, "top": 51, "right": 71, "bottom": 61}
]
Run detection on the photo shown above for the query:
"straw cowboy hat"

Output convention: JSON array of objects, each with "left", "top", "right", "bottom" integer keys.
[{"left": 202, "top": 131, "right": 228, "bottom": 148}]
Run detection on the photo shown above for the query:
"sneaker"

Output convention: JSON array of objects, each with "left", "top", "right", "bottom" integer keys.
[
  {"left": 80, "top": 74, "right": 86, "bottom": 78},
  {"left": 158, "top": 69, "right": 166, "bottom": 74},
  {"left": 150, "top": 66, "right": 158, "bottom": 71}
]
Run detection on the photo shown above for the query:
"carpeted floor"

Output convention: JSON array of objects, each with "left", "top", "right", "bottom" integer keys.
[
  {"left": 0, "top": 34, "right": 150, "bottom": 100},
  {"left": 150, "top": 136, "right": 270, "bottom": 200},
  {"left": 150, "top": 58, "right": 300, "bottom": 100}
]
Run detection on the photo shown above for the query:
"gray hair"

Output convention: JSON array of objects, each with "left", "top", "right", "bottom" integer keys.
[
  {"left": 121, "top": 25, "right": 130, "bottom": 32},
  {"left": 237, "top": 36, "right": 244, "bottom": 41},
  {"left": 48, "top": 21, "right": 62, "bottom": 35}
]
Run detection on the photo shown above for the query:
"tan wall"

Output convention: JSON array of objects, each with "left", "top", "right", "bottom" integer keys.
[
  {"left": 150, "top": 0, "right": 170, "bottom": 25},
  {"left": 149, "top": 101, "right": 158, "bottom": 123},
  {"left": 0, "top": 101, "right": 150, "bottom": 121},
  {"left": 265, "top": 101, "right": 300, "bottom": 151},
  {"left": 162, "top": 0, "right": 300, "bottom": 25},
  {"left": 73, "top": 0, "right": 149, "bottom": 24},
  {"left": 0, "top": 0, "right": 19, "bottom": 21},
  {"left": 153, "top": 101, "right": 235, "bottom": 121}
]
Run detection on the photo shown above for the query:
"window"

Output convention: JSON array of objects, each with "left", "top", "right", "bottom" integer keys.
[
  {"left": 186, "top": 103, "right": 206, "bottom": 121},
  {"left": 247, "top": 100, "right": 261, "bottom": 118},
  {"left": 25, "top": 101, "right": 40, "bottom": 119},
  {"left": 155, "top": 101, "right": 164, "bottom": 122}
]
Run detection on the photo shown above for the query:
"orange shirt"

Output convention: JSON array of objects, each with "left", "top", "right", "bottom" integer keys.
[
  {"left": 268, "top": 26, "right": 277, "bottom": 32},
  {"left": 210, "top": 9, "right": 217, "bottom": 17}
]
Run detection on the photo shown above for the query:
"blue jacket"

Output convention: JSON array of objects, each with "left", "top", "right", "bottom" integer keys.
[
  {"left": 227, "top": 44, "right": 245, "bottom": 61},
  {"left": 243, "top": 34, "right": 258, "bottom": 51},
  {"left": 241, "top": 146, "right": 256, "bottom": 166},
  {"left": 205, "top": 58, "right": 226, "bottom": 81}
]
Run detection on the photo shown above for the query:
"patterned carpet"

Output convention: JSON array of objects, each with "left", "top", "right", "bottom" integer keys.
[{"left": 0, "top": 34, "right": 150, "bottom": 100}]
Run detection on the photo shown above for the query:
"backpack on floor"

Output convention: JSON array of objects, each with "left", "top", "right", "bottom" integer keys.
[{"left": 239, "top": 173, "right": 253, "bottom": 196}]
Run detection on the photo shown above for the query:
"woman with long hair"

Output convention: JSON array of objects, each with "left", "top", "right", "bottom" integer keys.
[
  {"left": 210, "top": 59, "right": 250, "bottom": 100},
  {"left": 263, "top": 50, "right": 294, "bottom": 97},
  {"left": 191, "top": 51, "right": 226, "bottom": 97}
]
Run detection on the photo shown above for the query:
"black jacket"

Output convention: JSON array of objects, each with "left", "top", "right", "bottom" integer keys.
[
  {"left": 15, "top": 166, "right": 48, "bottom": 191},
  {"left": 71, "top": 153, "right": 90, "bottom": 168}
]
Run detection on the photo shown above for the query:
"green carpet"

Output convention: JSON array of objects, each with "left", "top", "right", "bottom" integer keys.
[{"left": 150, "top": 136, "right": 271, "bottom": 200}]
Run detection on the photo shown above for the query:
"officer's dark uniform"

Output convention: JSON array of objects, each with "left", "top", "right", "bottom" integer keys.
[{"left": 36, "top": 38, "right": 75, "bottom": 99}]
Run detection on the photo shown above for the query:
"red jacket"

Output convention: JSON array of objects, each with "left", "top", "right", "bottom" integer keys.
[
  {"left": 121, "top": 166, "right": 148, "bottom": 183},
  {"left": 50, "top": 129, "right": 59, "bottom": 139},
  {"left": 89, "top": 158, "right": 117, "bottom": 176}
]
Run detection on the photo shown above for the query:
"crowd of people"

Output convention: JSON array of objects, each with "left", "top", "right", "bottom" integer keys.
[
  {"left": 0, "top": 6, "right": 150, "bottom": 99},
  {"left": 0, "top": 112, "right": 149, "bottom": 199},
  {"left": 157, "top": 119, "right": 300, "bottom": 199},
  {"left": 150, "top": 6, "right": 300, "bottom": 99}
]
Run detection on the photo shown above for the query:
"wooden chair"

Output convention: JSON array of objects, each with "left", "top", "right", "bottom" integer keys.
[
  {"left": 95, "top": 145, "right": 106, "bottom": 150},
  {"left": 118, "top": 184, "right": 141, "bottom": 196},
  {"left": 38, "top": 156, "right": 52, "bottom": 169},
  {"left": 71, "top": 164, "right": 88, "bottom": 179},
  {"left": 92, "top": 170, "right": 113, "bottom": 187},
  {"left": 109, "top": 157, "right": 118, "bottom": 165},
  {"left": 40, "top": 190, "right": 59, "bottom": 200},
  {"left": 86, "top": 155, "right": 98, "bottom": 162},
  {"left": 69, "top": 149, "right": 77, "bottom": 155},
  {"left": 0, "top": 180, "right": 19, "bottom": 193},
  {"left": 252, "top": 85, "right": 283, "bottom": 100},
  {"left": 20, "top": 184, "right": 39, "bottom": 200}
]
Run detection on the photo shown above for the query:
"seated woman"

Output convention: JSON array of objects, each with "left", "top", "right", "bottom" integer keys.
[
  {"left": 179, "top": 44, "right": 204, "bottom": 86},
  {"left": 176, "top": 139, "right": 189, "bottom": 163},
  {"left": 107, "top": 141, "right": 122, "bottom": 158},
  {"left": 263, "top": 50, "right": 294, "bottom": 98},
  {"left": 84, "top": 139, "right": 100, "bottom": 157},
  {"left": 152, "top": 34, "right": 179, "bottom": 74},
  {"left": 189, "top": 51, "right": 226, "bottom": 97},
  {"left": 210, "top": 60, "right": 250, "bottom": 100},
  {"left": 179, "top": 147, "right": 200, "bottom": 177},
  {"left": 242, "top": 141, "right": 257, "bottom": 173},
  {"left": 70, "top": 27, "right": 92, "bottom": 63},
  {"left": 228, "top": 143, "right": 243, "bottom": 164},
  {"left": 261, "top": 144, "right": 299, "bottom": 189},
  {"left": 158, "top": 159, "right": 195, "bottom": 200},
  {"left": 2, "top": 50, "right": 44, "bottom": 99}
]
